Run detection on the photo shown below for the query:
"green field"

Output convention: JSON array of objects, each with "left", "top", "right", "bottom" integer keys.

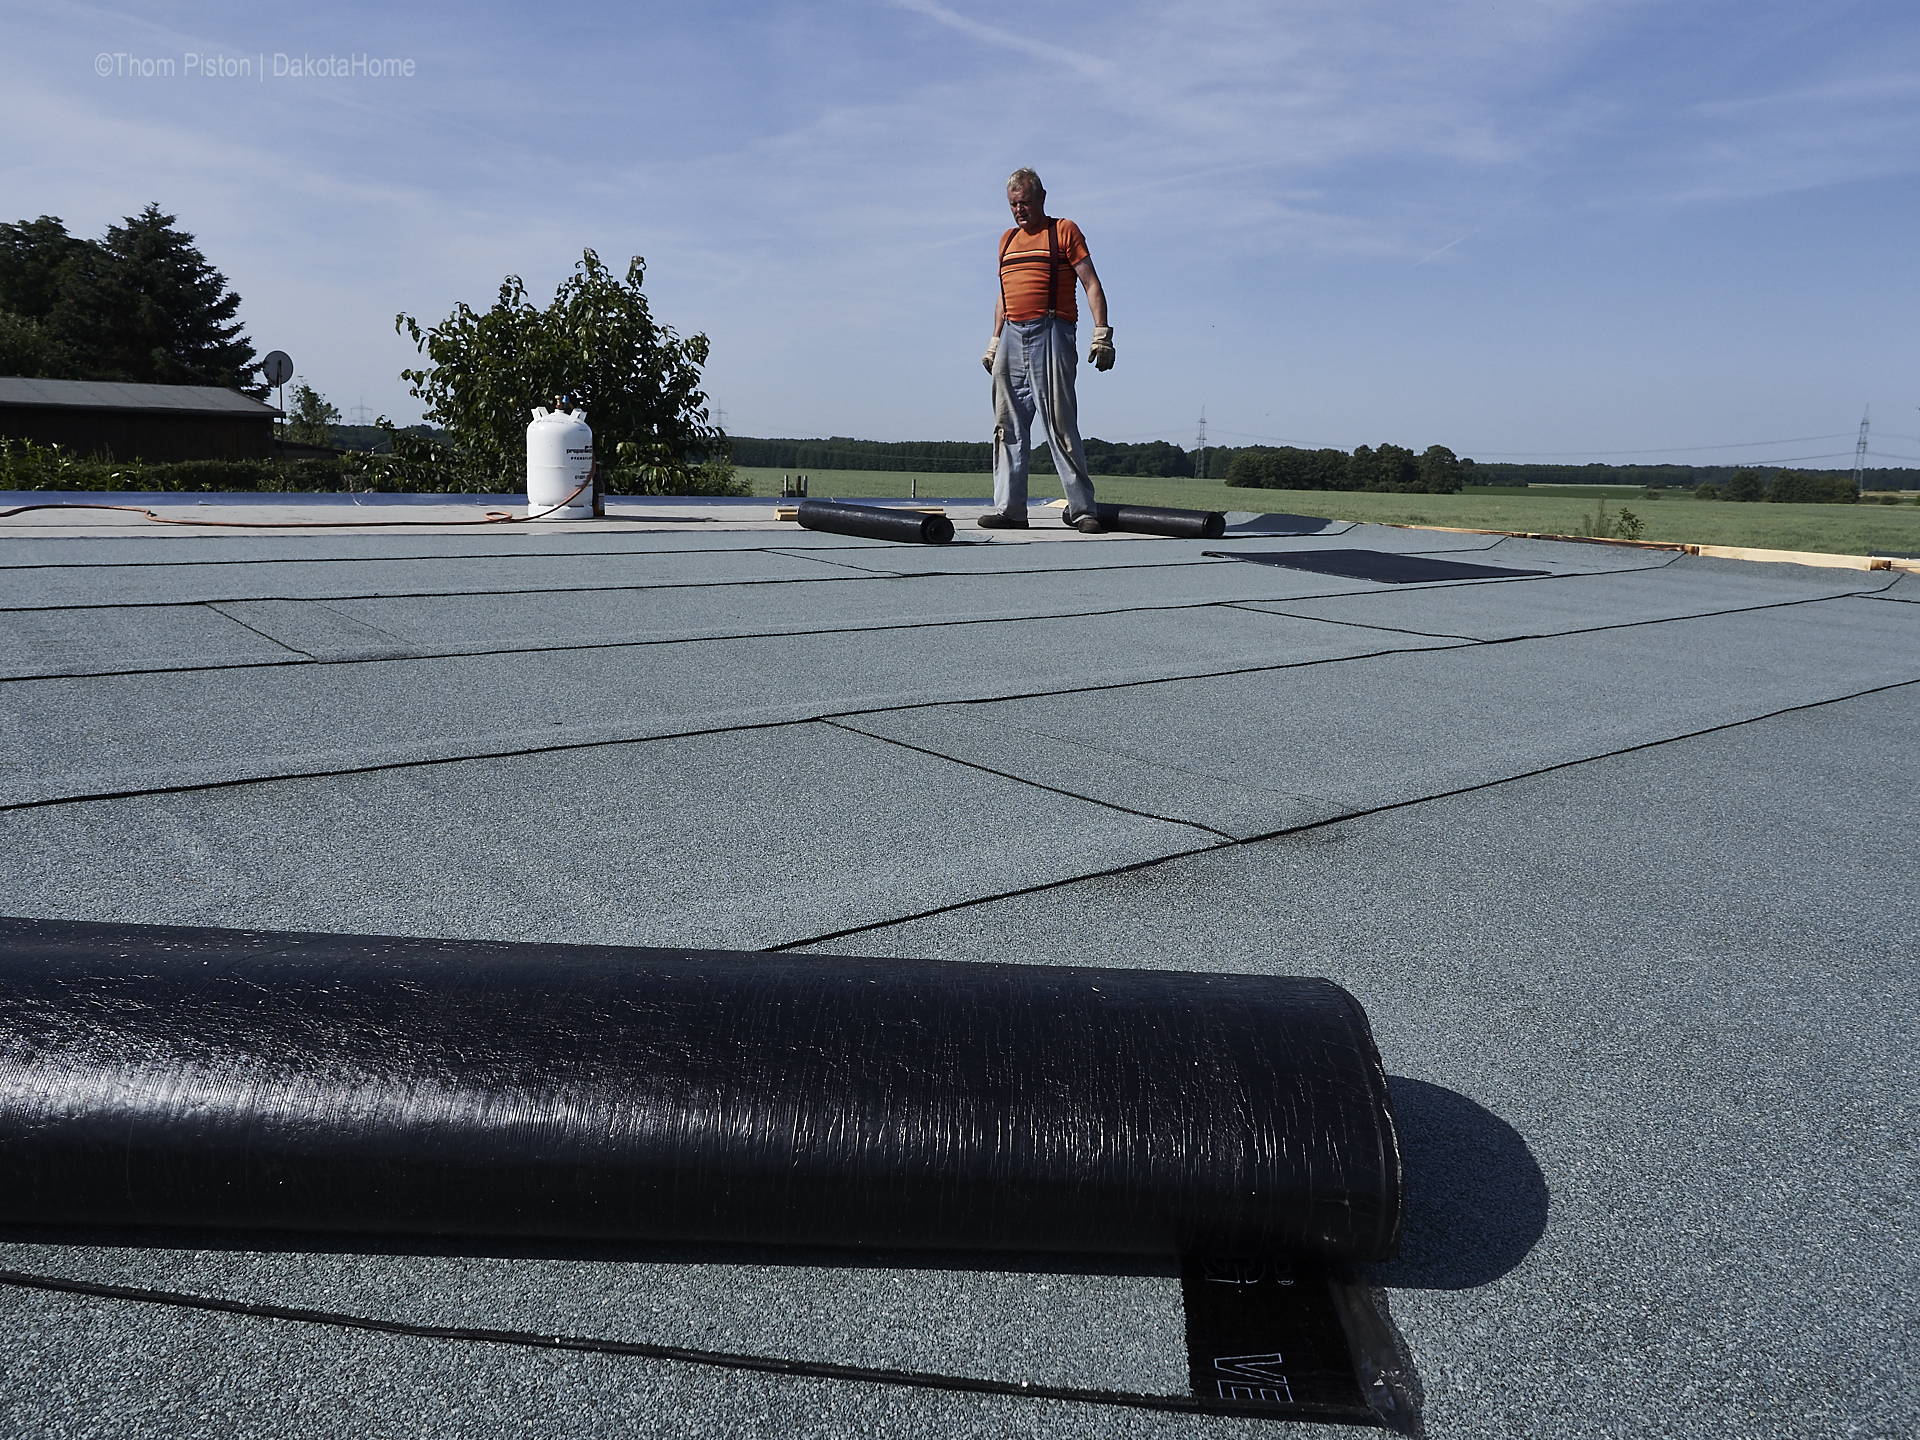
[{"left": 736, "top": 467, "right": 1920, "bottom": 557}]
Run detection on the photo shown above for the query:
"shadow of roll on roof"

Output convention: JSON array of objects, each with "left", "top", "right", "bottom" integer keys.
[{"left": 0, "top": 918, "right": 1403, "bottom": 1260}]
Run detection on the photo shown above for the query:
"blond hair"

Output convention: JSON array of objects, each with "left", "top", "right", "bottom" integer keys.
[{"left": 1006, "top": 168, "right": 1045, "bottom": 199}]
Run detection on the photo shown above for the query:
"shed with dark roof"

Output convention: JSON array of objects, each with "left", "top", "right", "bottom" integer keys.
[{"left": 0, "top": 376, "right": 280, "bottom": 462}]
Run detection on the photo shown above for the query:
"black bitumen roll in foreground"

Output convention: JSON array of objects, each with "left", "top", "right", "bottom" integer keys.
[
  {"left": 1093, "top": 503, "right": 1227, "bottom": 539},
  {"left": 796, "top": 499, "right": 955, "bottom": 544},
  {"left": 0, "top": 918, "right": 1402, "bottom": 1259}
]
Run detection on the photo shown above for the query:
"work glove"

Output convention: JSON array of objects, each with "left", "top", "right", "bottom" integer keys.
[
  {"left": 1088, "top": 326, "right": 1115, "bottom": 371},
  {"left": 982, "top": 336, "right": 998, "bottom": 372}
]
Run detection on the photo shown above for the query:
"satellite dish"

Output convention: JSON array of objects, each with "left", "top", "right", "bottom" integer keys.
[{"left": 262, "top": 351, "right": 293, "bottom": 387}]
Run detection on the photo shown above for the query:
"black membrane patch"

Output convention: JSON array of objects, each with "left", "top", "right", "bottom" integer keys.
[
  {"left": 1181, "top": 1256, "right": 1376, "bottom": 1423},
  {"left": 1203, "top": 548, "right": 1550, "bottom": 583}
]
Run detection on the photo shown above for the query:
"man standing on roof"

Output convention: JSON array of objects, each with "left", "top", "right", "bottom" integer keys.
[{"left": 979, "top": 168, "right": 1114, "bottom": 533}]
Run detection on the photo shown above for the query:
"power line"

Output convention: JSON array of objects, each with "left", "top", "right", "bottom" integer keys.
[
  {"left": 1209, "top": 426, "right": 1342, "bottom": 447},
  {"left": 1471, "top": 433, "right": 1853, "bottom": 457},
  {"left": 1698, "top": 451, "right": 1855, "bottom": 466}
]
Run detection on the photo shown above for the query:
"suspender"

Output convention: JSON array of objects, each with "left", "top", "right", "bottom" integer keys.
[
  {"left": 999, "top": 220, "right": 1073, "bottom": 319},
  {"left": 1047, "top": 218, "right": 1061, "bottom": 316}
]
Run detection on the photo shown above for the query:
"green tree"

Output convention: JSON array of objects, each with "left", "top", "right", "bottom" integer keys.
[
  {"left": 1225, "top": 446, "right": 1350, "bottom": 490},
  {"left": 1418, "top": 444, "right": 1464, "bottom": 494},
  {"left": 1722, "top": 469, "right": 1765, "bottom": 502},
  {"left": 1349, "top": 443, "right": 1422, "bottom": 492},
  {"left": 0, "top": 310, "right": 69, "bottom": 378},
  {"left": 285, "top": 381, "right": 341, "bottom": 447},
  {"left": 1765, "top": 469, "right": 1857, "bottom": 504},
  {"left": 47, "top": 205, "right": 258, "bottom": 389},
  {"left": 0, "top": 216, "right": 90, "bottom": 323},
  {"left": 394, "top": 249, "right": 726, "bottom": 490},
  {"left": 1, "top": 216, "right": 88, "bottom": 378}
]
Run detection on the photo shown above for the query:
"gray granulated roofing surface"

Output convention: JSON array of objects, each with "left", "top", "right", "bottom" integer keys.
[{"left": 1, "top": 492, "right": 1914, "bottom": 1440}]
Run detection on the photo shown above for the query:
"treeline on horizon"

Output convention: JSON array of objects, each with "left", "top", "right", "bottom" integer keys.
[{"left": 727, "top": 435, "right": 1915, "bottom": 489}]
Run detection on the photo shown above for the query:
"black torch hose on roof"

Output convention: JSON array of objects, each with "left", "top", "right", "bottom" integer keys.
[
  {"left": 796, "top": 498, "right": 956, "bottom": 544},
  {"left": 0, "top": 917, "right": 1402, "bottom": 1260},
  {"left": 1092, "top": 502, "right": 1228, "bottom": 539}
]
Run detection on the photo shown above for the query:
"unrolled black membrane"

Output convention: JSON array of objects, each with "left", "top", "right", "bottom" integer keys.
[
  {"left": 1093, "top": 503, "right": 1227, "bottom": 540},
  {"left": 0, "top": 918, "right": 1402, "bottom": 1259},
  {"left": 796, "top": 499, "right": 955, "bottom": 544}
]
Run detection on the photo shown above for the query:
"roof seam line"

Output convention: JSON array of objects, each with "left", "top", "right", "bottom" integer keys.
[
  {"left": 0, "top": 605, "right": 1475, "bottom": 686},
  {"left": 766, "top": 673, "right": 1920, "bottom": 949},
  {"left": 15, "top": 647, "right": 1910, "bottom": 817},
  {"left": 817, "top": 719, "right": 1240, "bottom": 841},
  {"left": 764, "top": 839, "right": 1227, "bottom": 951},
  {"left": 1215, "top": 601, "right": 1480, "bottom": 642},
  {"left": 1235, "top": 582, "right": 1898, "bottom": 646},
  {"left": 0, "top": 1267, "right": 1317, "bottom": 1422},
  {"left": 200, "top": 602, "right": 315, "bottom": 659},
  {"left": 0, "top": 571, "right": 891, "bottom": 615},
  {"left": 2, "top": 628, "right": 1455, "bottom": 808},
  {"left": 1227, "top": 672, "right": 1920, "bottom": 847},
  {"left": 0, "top": 541, "right": 896, "bottom": 575}
]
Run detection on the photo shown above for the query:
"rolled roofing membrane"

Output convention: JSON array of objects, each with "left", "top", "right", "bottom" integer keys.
[
  {"left": 0, "top": 918, "right": 1402, "bottom": 1260},
  {"left": 795, "top": 499, "right": 955, "bottom": 544},
  {"left": 1093, "top": 502, "right": 1227, "bottom": 539}
]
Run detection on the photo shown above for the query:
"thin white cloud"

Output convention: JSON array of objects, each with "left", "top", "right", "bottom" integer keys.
[
  {"left": 886, "top": 0, "right": 1111, "bottom": 77},
  {"left": 1691, "top": 69, "right": 1920, "bottom": 118},
  {"left": 1408, "top": 230, "right": 1481, "bottom": 270}
]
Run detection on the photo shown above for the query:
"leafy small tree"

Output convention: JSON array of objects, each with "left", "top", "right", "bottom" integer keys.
[
  {"left": 394, "top": 249, "right": 728, "bottom": 491},
  {"left": 284, "top": 381, "right": 341, "bottom": 447},
  {"left": 1722, "top": 469, "right": 1766, "bottom": 503}
]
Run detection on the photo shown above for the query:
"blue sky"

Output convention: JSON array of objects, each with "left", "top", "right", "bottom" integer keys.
[{"left": 6, "top": 0, "right": 1919, "bottom": 467}]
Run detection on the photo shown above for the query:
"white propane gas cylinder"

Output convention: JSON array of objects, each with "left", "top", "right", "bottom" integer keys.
[{"left": 526, "top": 406, "right": 595, "bottom": 520}]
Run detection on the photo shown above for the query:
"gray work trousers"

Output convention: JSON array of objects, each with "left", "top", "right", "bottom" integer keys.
[{"left": 991, "top": 315, "right": 1097, "bottom": 517}]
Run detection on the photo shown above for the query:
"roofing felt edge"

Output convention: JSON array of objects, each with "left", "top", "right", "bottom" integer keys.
[
  {"left": 1384, "top": 523, "right": 1917, "bottom": 572},
  {"left": 0, "top": 490, "right": 1913, "bottom": 570}
]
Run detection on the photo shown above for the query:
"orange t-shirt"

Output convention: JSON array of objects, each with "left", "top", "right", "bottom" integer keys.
[{"left": 998, "top": 218, "right": 1090, "bottom": 323}]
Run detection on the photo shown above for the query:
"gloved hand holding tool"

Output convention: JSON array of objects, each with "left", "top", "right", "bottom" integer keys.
[{"left": 982, "top": 336, "right": 998, "bottom": 372}]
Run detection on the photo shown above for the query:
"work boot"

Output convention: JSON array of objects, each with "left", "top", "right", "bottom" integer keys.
[
  {"left": 976, "top": 511, "right": 1029, "bottom": 529},
  {"left": 1066, "top": 511, "right": 1108, "bottom": 534}
]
